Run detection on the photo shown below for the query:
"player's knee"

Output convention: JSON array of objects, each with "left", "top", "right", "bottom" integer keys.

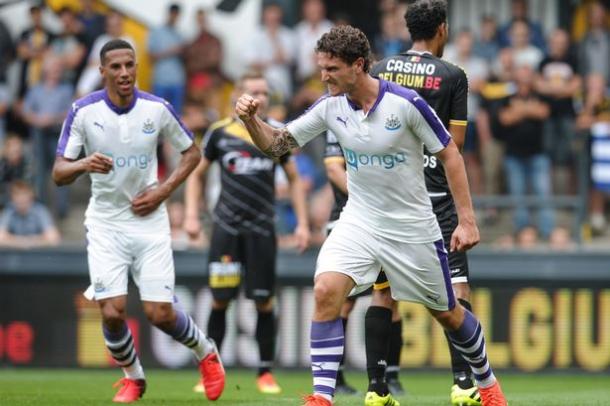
[
  {"left": 313, "top": 279, "right": 341, "bottom": 309},
  {"left": 146, "top": 304, "right": 175, "bottom": 331},
  {"left": 100, "top": 305, "right": 126, "bottom": 330},
  {"left": 432, "top": 306, "right": 464, "bottom": 330}
]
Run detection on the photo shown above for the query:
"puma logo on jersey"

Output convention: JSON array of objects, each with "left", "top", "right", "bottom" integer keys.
[
  {"left": 336, "top": 116, "right": 348, "bottom": 127},
  {"left": 94, "top": 122, "right": 104, "bottom": 131}
]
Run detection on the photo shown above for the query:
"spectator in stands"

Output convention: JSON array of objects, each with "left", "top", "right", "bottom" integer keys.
[
  {"left": 16, "top": 5, "right": 54, "bottom": 99},
  {"left": 498, "top": 65, "right": 555, "bottom": 240},
  {"left": 498, "top": 0, "right": 546, "bottom": 51},
  {"left": 474, "top": 15, "right": 501, "bottom": 63},
  {"left": 373, "top": 9, "right": 411, "bottom": 60},
  {"left": 0, "top": 181, "right": 60, "bottom": 248},
  {"left": 294, "top": 0, "right": 333, "bottom": 83},
  {"left": 576, "top": 73, "right": 610, "bottom": 235},
  {"left": 243, "top": 2, "right": 295, "bottom": 101},
  {"left": 0, "top": 81, "right": 8, "bottom": 144},
  {"left": 48, "top": 7, "right": 87, "bottom": 86},
  {"left": 77, "top": 0, "right": 106, "bottom": 52},
  {"left": 509, "top": 20, "right": 543, "bottom": 69},
  {"left": 535, "top": 28, "right": 582, "bottom": 193},
  {"left": 0, "top": 18, "right": 12, "bottom": 143},
  {"left": 444, "top": 29, "right": 490, "bottom": 195},
  {"left": 577, "top": 1, "right": 610, "bottom": 85},
  {"left": 76, "top": 10, "right": 134, "bottom": 97},
  {"left": 478, "top": 48, "right": 516, "bottom": 205},
  {"left": 0, "top": 134, "right": 31, "bottom": 207},
  {"left": 184, "top": 8, "right": 224, "bottom": 104},
  {"left": 0, "top": 18, "right": 14, "bottom": 85},
  {"left": 148, "top": 3, "right": 186, "bottom": 114},
  {"left": 22, "top": 56, "right": 73, "bottom": 218}
]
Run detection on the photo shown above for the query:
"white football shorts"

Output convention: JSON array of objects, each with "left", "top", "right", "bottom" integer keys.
[
  {"left": 83, "top": 225, "right": 175, "bottom": 302},
  {"left": 316, "top": 219, "right": 456, "bottom": 311}
]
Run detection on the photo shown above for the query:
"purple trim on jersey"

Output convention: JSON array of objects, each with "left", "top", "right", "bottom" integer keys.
[
  {"left": 103, "top": 88, "right": 138, "bottom": 114},
  {"left": 138, "top": 90, "right": 194, "bottom": 140},
  {"left": 305, "top": 94, "right": 330, "bottom": 113},
  {"left": 368, "top": 78, "right": 386, "bottom": 114},
  {"left": 56, "top": 90, "right": 106, "bottom": 156},
  {"left": 385, "top": 81, "right": 451, "bottom": 147},
  {"left": 434, "top": 239, "right": 456, "bottom": 310},
  {"left": 345, "top": 95, "right": 360, "bottom": 111},
  {"left": 344, "top": 78, "right": 386, "bottom": 115}
]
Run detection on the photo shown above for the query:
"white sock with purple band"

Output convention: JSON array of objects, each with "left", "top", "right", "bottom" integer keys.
[{"left": 310, "top": 318, "right": 345, "bottom": 401}]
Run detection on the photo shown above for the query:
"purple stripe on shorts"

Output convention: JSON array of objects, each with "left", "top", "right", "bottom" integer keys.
[{"left": 434, "top": 239, "right": 456, "bottom": 310}]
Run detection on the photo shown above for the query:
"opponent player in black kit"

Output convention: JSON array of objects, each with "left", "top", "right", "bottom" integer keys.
[
  {"left": 184, "top": 71, "right": 310, "bottom": 395},
  {"left": 324, "top": 130, "right": 404, "bottom": 397},
  {"left": 365, "top": 1, "right": 493, "bottom": 405}
]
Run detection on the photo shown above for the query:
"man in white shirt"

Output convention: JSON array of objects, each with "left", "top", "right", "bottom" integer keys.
[
  {"left": 235, "top": 26, "right": 507, "bottom": 406},
  {"left": 52, "top": 39, "right": 225, "bottom": 403}
]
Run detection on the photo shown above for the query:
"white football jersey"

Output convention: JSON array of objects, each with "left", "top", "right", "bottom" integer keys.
[
  {"left": 287, "top": 79, "right": 450, "bottom": 243},
  {"left": 57, "top": 89, "right": 193, "bottom": 232}
]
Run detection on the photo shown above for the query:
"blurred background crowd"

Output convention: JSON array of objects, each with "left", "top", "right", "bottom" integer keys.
[{"left": 0, "top": 0, "right": 609, "bottom": 251}]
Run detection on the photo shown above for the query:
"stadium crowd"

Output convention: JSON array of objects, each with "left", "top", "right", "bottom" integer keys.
[{"left": 0, "top": 0, "right": 609, "bottom": 250}]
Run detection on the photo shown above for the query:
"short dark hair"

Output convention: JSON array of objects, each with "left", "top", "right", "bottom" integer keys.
[
  {"left": 169, "top": 3, "right": 181, "bottom": 13},
  {"left": 405, "top": 0, "right": 447, "bottom": 41},
  {"left": 100, "top": 39, "right": 134, "bottom": 64},
  {"left": 315, "top": 25, "right": 371, "bottom": 72}
]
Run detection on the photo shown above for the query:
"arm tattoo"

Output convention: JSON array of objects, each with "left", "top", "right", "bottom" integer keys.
[{"left": 264, "top": 127, "right": 299, "bottom": 158}]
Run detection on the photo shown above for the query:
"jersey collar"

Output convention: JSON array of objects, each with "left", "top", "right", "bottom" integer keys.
[
  {"left": 103, "top": 88, "right": 138, "bottom": 115},
  {"left": 403, "top": 49, "right": 433, "bottom": 56},
  {"left": 345, "top": 78, "right": 387, "bottom": 116}
]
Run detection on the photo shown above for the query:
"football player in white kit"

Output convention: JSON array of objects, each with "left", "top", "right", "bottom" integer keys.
[
  {"left": 235, "top": 26, "right": 507, "bottom": 406},
  {"left": 52, "top": 39, "right": 225, "bottom": 403}
]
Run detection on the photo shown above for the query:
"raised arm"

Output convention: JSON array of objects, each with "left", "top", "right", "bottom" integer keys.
[{"left": 235, "top": 94, "right": 298, "bottom": 158}]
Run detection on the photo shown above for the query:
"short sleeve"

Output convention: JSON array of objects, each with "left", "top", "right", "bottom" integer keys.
[
  {"left": 286, "top": 96, "right": 329, "bottom": 147},
  {"left": 202, "top": 127, "right": 220, "bottom": 162},
  {"left": 407, "top": 95, "right": 452, "bottom": 154},
  {"left": 160, "top": 100, "right": 194, "bottom": 153},
  {"left": 449, "top": 68, "right": 468, "bottom": 126},
  {"left": 56, "top": 102, "right": 84, "bottom": 159}
]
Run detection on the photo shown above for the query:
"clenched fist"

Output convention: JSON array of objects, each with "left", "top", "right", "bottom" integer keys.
[{"left": 235, "top": 94, "right": 260, "bottom": 121}]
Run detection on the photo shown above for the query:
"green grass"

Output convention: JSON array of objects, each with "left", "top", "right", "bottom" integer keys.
[{"left": 0, "top": 369, "right": 609, "bottom": 405}]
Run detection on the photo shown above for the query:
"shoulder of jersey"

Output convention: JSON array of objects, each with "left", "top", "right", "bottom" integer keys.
[
  {"left": 71, "top": 89, "right": 106, "bottom": 112},
  {"left": 437, "top": 57, "right": 468, "bottom": 79}
]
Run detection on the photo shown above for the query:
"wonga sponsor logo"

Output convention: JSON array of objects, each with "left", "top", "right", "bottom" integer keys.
[
  {"left": 344, "top": 147, "right": 406, "bottom": 171},
  {"left": 103, "top": 152, "right": 153, "bottom": 170}
]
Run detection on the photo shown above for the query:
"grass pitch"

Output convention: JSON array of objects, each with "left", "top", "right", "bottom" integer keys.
[{"left": 0, "top": 368, "right": 609, "bottom": 405}]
